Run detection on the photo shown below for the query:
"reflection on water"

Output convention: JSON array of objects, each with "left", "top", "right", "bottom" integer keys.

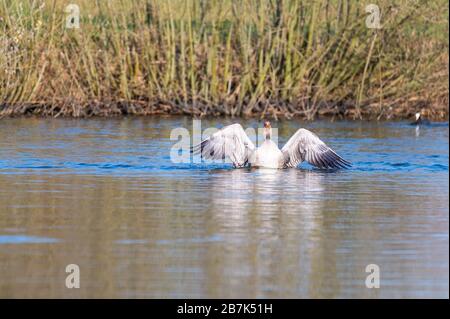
[{"left": 0, "top": 117, "right": 448, "bottom": 298}]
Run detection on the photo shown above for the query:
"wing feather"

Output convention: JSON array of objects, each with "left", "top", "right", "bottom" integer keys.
[
  {"left": 191, "top": 123, "right": 255, "bottom": 167},
  {"left": 281, "top": 128, "right": 351, "bottom": 169}
]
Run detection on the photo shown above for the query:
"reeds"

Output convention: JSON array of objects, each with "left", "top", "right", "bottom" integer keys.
[{"left": 0, "top": 0, "right": 448, "bottom": 119}]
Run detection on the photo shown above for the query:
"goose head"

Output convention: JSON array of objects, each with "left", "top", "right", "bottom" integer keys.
[{"left": 263, "top": 120, "right": 272, "bottom": 140}]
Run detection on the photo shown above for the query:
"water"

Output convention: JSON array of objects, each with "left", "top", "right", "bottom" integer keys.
[{"left": 0, "top": 117, "right": 448, "bottom": 298}]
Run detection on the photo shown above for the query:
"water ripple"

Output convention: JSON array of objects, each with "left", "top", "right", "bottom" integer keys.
[{"left": 0, "top": 235, "right": 59, "bottom": 244}]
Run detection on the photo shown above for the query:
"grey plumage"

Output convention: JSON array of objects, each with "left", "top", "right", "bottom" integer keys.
[
  {"left": 281, "top": 129, "right": 351, "bottom": 169},
  {"left": 191, "top": 124, "right": 255, "bottom": 167}
]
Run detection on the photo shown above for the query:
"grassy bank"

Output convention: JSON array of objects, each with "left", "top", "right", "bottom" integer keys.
[{"left": 0, "top": 0, "right": 448, "bottom": 120}]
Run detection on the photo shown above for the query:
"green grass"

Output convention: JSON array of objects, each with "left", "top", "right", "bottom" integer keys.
[{"left": 0, "top": 0, "right": 448, "bottom": 119}]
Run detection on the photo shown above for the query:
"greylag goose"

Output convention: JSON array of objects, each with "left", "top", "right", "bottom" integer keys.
[{"left": 192, "top": 121, "right": 351, "bottom": 169}]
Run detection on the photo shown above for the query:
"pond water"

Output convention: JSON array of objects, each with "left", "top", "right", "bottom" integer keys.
[{"left": 0, "top": 117, "right": 448, "bottom": 298}]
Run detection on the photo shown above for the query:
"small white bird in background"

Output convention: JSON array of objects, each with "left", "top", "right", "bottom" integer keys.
[
  {"left": 410, "top": 111, "right": 431, "bottom": 125},
  {"left": 192, "top": 121, "right": 351, "bottom": 169}
]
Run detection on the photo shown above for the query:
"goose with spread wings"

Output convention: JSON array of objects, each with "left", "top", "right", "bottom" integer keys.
[{"left": 191, "top": 121, "right": 351, "bottom": 169}]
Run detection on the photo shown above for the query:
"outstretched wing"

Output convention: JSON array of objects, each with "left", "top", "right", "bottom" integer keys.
[
  {"left": 281, "top": 128, "right": 351, "bottom": 169},
  {"left": 191, "top": 123, "right": 255, "bottom": 167}
]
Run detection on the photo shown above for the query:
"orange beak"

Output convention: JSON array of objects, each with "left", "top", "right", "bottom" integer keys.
[{"left": 263, "top": 121, "right": 271, "bottom": 129}]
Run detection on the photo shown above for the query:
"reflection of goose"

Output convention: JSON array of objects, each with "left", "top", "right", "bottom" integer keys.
[
  {"left": 209, "top": 168, "right": 326, "bottom": 229},
  {"left": 410, "top": 112, "right": 430, "bottom": 125},
  {"left": 192, "top": 121, "right": 351, "bottom": 169}
]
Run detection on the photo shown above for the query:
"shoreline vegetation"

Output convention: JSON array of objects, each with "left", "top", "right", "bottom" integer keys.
[{"left": 0, "top": 0, "right": 448, "bottom": 120}]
